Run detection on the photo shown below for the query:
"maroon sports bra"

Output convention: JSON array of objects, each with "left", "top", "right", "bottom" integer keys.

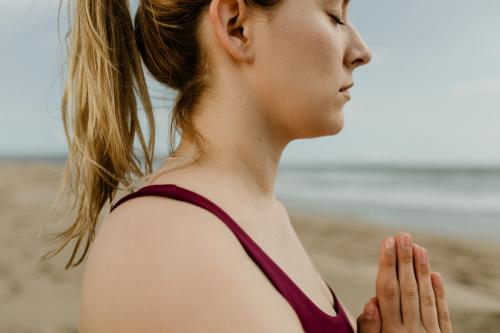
[{"left": 110, "top": 184, "right": 354, "bottom": 333}]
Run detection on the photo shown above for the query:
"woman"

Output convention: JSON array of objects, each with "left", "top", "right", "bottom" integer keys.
[{"left": 44, "top": 0, "right": 452, "bottom": 332}]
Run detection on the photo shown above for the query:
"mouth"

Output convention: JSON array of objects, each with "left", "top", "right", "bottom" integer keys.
[
  {"left": 339, "top": 82, "right": 353, "bottom": 101},
  {"left": 340, "top": 90, "right": 351, "bottom": 101},
  {"left": 339, "top": 82, "right": 354, "bottom": 92}
]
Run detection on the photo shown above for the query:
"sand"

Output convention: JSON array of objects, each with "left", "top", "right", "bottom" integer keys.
[{"left": 0, "top": 159, "right": 499, "bottom": 333}]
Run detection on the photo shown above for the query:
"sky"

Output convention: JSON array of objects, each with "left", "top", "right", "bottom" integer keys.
[{"left": 0, "top": 0, "right": 499, "bottom": 166}]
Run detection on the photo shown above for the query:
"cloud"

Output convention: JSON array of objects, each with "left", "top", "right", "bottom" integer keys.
[{"left": 449, "top": 78, "right": 500, "bottom": 97}]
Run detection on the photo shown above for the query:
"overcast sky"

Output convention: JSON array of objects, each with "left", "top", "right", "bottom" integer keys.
[{"left": 1, "top": 0, "right": 499, "bottom": 166}]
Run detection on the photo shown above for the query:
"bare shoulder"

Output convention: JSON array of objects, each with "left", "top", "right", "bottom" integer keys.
[{"left": 79, "top": 195, "right": 304, "bottom": 333}]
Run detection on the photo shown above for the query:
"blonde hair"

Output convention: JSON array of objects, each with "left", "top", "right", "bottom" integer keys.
[{"left": 41, "top": 0, "right": 281, "bottom": 269}]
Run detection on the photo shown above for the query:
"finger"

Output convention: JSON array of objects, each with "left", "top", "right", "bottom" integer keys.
[
  {"left": 376, "top": 237, "right": 401, "bottom": 331},
  {"left": 414, "top": 245, "right": 440, "bottom": 331},
  {"left": 431, "top": 272, "right": 453, "bottom": 333},
  {"left": 396, "top": 232, "right": 420, "bottom": 328},
  {"left": 357, "top": 298, "right": 381, "bottom": 333}
]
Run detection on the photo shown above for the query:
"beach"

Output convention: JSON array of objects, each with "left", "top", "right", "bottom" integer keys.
[{"left": 0, "top": 159, "right": 499, "bottom": 333}]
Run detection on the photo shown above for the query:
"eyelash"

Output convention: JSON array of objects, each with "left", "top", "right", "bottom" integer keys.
[{"left": 328, "top": 13, "right": 346, "bottom": 26}]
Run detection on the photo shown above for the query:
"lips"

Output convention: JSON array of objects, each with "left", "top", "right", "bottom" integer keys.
[
  {"left": 340, "top": 90, "right": 351, "bottom": 100},
  {"left": 339, "top": 82, "right": 354, "bottom": 92},
  {"left": 339, "top": 82, "right": 353, "bottom": 101}
]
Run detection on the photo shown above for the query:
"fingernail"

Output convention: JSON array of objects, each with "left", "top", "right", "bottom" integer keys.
[
  {"left": 365, "top": 304, "right": 375, "bottom": 320},
  {"left": 400, "top": 234, "right": 411, "bottom": 249},
  {"left": 434, "top": 272, "right": 443, "bottom": 287},
  {"left": 385, "top": 238, "right": 394, "bottom": 256},
  {"left": 417, "top": 247, "right": 428, "bottom": 264}
]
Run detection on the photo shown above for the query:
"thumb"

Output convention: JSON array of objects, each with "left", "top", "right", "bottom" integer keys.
[{"left": 356, "top": 297, "right": 381, "bottom": 333}]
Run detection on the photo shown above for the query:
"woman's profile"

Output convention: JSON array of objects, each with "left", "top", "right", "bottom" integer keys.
[{"left": 43, "top": 0, "right": 453, "bottom": 332}]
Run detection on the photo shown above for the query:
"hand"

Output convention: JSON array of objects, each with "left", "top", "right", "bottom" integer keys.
[{"left": 356, "top": 232, "right": 453, "bottom": 333}]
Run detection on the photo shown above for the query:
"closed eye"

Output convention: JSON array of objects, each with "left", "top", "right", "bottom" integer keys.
[{"left": 328, "top": 13, "right": 346, "bottom": 26}]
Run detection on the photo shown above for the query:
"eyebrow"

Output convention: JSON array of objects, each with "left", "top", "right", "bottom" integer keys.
[
  {"left": 322, "top": 0, "right": 350, "bottom": 7},
  {"left": 330, "top": 0, "right": 350, "bottom": 6}
]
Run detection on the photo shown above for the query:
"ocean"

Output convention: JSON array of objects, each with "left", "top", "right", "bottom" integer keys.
[
  {"left": 6, "top": 156, "right": 498, "bottom": 244},
  {"left": 275, "top": 163, "right": 500, "bottom": 244}
]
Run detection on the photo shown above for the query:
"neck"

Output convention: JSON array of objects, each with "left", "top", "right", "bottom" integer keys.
[{"left": 170, "top": 90, "right": 291, "bottom": 202}]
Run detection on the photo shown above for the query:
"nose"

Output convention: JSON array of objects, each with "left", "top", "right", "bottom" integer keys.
[
  {"left": 352, "top": 45, "right": 372, "bottom": 68},
  {"left": 346, "top": 27, "right": 372, "bottom": 69}
]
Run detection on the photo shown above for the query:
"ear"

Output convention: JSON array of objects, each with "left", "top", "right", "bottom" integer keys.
[{"left": 208, "top": 0, "right": 255, "bottom": 63}]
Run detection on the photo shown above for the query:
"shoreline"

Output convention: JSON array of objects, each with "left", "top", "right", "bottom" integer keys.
[{"left": 0, "top": 161, "right": 499, "bottom": 332}]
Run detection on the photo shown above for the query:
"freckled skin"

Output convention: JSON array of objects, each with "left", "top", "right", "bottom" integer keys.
[
  {"left": 242, "top": 0, "right": 371, "bottom": 139},
  {"left": 189, "top": 0, "right": 372, "bottom": 167}
]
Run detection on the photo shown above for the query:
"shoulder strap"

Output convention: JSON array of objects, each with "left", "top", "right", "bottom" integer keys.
[
  {"left": 111, "top": 184, "right": 293, "bottom": 293},
  {"left": 110, "top": 184, "right": 349, "bottom": 331}
]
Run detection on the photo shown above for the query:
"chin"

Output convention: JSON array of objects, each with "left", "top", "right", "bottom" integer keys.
[
  {"left": 326, "top": 113, "right": 345, "bottom": 135},
  {"left": 302, "top": 120, "right": 345, "bottom": 139}
]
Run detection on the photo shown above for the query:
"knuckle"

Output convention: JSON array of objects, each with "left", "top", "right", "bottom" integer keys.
[
  {"left": 434, "top": 287, "right": 446, "bottom": 299},
  {"left": 381, "top": 282, "right": 399, "bottom": 299},
  {"left": 424, "top": 320, "right": 440, "bottom": 333},
  {"left": 385, "top": 256, "right": 396, "bottom": 267},
  {"left": 401, "top": 286, "right": 418, "bottom": 298},
  {"left": 381, "top": 252, "right": 396, "bottom": 267},
  {"left": 418, "top": 263, "right": 430, "bottom": 274},
  {"left": 439, "top": 310, "right": 451, "bottom": 322},
  {"left": 421, "top": 293, "right": 435, "bottom": 307},
  {"left": 399, "top": 252, "right": 412, "bottom": 264}
]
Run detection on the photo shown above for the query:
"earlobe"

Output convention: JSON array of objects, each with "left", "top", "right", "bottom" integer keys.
[{"left": 208, "top": 0, "right": 255, "bottom": 63}]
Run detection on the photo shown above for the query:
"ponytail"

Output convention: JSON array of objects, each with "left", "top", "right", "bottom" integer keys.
[
  {"left": 43, "top": 0, "right": 283, "bottom": 269},
  {"left": 41, "top": 0, "right": 155, "bottom": 269}
]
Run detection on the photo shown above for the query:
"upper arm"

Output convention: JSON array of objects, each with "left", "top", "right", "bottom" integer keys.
[{"left": 79, "top": 196, "right": 305, "bottom": 333}]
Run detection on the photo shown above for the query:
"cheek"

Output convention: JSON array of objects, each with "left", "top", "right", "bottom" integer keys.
[
  {"left": 250, "top": 14, "right": 345, "bottom": 135},
  {"left": 275, "top": 19, "right": 342, "bottom": 98},
  {"left": 300, "top": 28, "right": 344, "bottom": 106},
  {"left": 296, "top": 33, "right": 344, "bottom": 114}
]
